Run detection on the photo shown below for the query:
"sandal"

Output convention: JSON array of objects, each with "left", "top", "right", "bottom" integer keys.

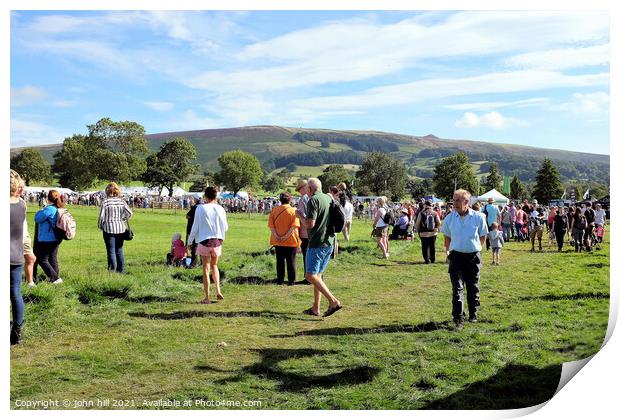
[
  {"left": 323, "top": 304, "right": 343, "bottom": 317},
  {"left": 302, "top": 308, "right": 319, "bottom": 316},
  {"left": 217, "top": 294, "right": 224, "bottom": 301}
]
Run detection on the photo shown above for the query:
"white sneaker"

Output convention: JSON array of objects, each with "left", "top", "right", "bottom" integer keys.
[
  {"left": 27, "top": 282, "right": 36, "bottom": 288},
  {"left": 52, "top": 278, "right": 63, "bottom": 284}
]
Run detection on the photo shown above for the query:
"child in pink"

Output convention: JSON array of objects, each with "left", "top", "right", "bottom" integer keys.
[{"left": 167, "top": 233, "right": 187, "bottom": 266}]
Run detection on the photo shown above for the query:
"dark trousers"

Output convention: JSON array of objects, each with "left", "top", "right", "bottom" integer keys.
[
  {"left": 103, "top": 232, "right": 125, "bottom": 272},
  {"left": 300, "top": 238, "right": 309, "bottom": 272},
  {"left": 10, "top": 265, "right": 25, "bottom": 325},
  {"left": 555, "top": 231, "right": 565, "bottom": 251},
  {"left": 33, "top": 240, "right": 60, "bottom": 281},
  {"left": 448, "top": 251, "right": 481, "bottom": 321},
  {"left": 420, "top": 236, "right": 437, "bottom": 263},
  {"left": 515, "top": 223, "right": 524, "bottom": 242},
  {"left": 275, "top": 246, "right": 297, "bottom": 284}
]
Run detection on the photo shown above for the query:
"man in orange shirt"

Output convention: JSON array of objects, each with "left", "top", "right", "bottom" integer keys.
[{"left": 268, "top": 192, "right": 301, "bottom": 285}]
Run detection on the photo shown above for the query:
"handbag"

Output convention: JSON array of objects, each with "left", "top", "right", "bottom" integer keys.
[{"left": 123, "top": 220, "right": 134, "bottom": 241}]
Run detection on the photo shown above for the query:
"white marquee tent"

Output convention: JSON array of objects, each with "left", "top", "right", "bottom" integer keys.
[{"left": 472, "top": 189, "right": 510, "bottom": 207}]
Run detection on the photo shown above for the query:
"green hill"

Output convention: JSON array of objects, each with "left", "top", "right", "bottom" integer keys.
[{"left": 10, "top": 125, "right": 609, "bottom": 184}]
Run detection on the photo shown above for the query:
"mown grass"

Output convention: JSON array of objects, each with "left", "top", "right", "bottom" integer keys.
[{"left": 11, "top": 206, "right": 609, "bottom": 409}]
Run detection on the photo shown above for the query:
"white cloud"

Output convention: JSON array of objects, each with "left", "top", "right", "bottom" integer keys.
[
  {"left": 11, "top": 86, "right": 48, "bottom": 107},
  {"left": 164, "top": 110, "right": 219, "bottom": 132},
  {"left": 455, "top": 111, "right": 528, "bottom": 129},
  {"left": 504, "top": 44, "right": 609, "bottom": 71},
  {"left": 445, "top": 97, "right": 551, "bottom": 111},
  {"left": 289, "top": 70, "right": 608, "bottom": 112},
  {"left": 144, "top": 101, "right": 174, "bottom": 112},
  {"left": 555, "top": 92, "right": 610, "bottom": 115},
  {"left": 11, "top": 117, "right": 68, "bottom": 146}
]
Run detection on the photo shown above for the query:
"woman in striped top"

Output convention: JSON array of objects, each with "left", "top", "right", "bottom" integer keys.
[{"left": 98, "top": 182, "right": 133, "bottom": 273}]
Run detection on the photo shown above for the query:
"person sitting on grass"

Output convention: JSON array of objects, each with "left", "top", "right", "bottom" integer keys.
[
  {"left": 390, "top": 208, "right": 410, "bottom": 240},
  {"left": 167, "top": 233, "right": 187, "bottom": 267},
  {"left": 488, "top": 223, "right": 504, "bottom": 266},
  {"left": 187, "top": 186, "right": 228, "bottom": 304}
]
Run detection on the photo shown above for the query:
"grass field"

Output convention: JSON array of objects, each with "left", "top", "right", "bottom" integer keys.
[{"left": 10, "top": 206, "right": 610, "bottom": 410}]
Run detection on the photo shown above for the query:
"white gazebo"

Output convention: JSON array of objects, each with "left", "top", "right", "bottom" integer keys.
[{"left": 473, "top": 189, "right": 510, "bottom": 207}]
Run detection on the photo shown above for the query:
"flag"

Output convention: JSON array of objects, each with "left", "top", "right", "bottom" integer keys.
[
  {"left": 561, "top": 190, "right": 567, "bottom": 199},
  {"left": 583, "top": 189, "right": 590, "bottom": 200},
  {"left": 502, "top": 176, "right": 510, "bottom": 195}
]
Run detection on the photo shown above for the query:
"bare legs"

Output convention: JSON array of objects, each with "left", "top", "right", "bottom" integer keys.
[
  {"left": 305, "top": 272, "right": 340, "bottom": 315},
  {"left": 375, "top": 235, "right": 389, "bottom": 258},
  {"left": 200, "top": 253, "right": 223, "bottom": 303},
  {"left": 24, "top": 253, "right": 36, "bottom": 285}
]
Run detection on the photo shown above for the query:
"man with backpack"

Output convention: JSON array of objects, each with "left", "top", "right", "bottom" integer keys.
[
  {"left": 415, "top": 200, "right": 441, "bottom": 263},
  {"left": 583, "top": 201, "right": 596, "bottom": 251},
  {"left": 301, "top": 178, "right": 342, "bottom": 318}
]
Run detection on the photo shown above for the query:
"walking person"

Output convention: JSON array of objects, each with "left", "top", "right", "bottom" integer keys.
[
  {"left": 98, "top": 182, "right": 133, "bottom": 273},
  {"left": 301, "top": 178, "right": 342, "bottom": 317},
  {"left": 17, "top": 178, "right": 36, "bottom": 287},
  {"left": 268, "top": 192, "right": 301, "bottom": 285},
  {"left": 33, "top": 190, "right": 65, "bottom": 284},
  {"left": 500, "top": 205, "right": 512, "bottom": 242},
  {"left": 552, "top": 207, "right": 569, "bottom": 252},
  {"left": 187, "top": 186, "right": 228, "bottom": 304},
  {"left": 572, "top": 207, "right": 586, "bottom": 253},
  {"left": 185, "top": 197, "right": 199, "bottom": 268},
  {"left": 515, "top": 205, "right": 526, "bottom": 242},
  {"left": 488, "top": 223, "right": 504, "bottom": 265},
  {"left": 342, "top": 195, "right": 354, "bottom": 241},
  {"left": 10, "top": 170, "right": 27, "bottom": 345},
  {"left": 529, "top": 207, "right": 544, "bottom": 252},
  {"left": 481, "top": 197, "right": 500, "bottom": 251},
  {"left": 372, "top": 196, "right": 390, "bottom": 259},
  {"left": 415, "top": 200, "right": 441, "bottom": 263},
  {"left": 440, "top": 189, "right": 488, "bottom": 330}
]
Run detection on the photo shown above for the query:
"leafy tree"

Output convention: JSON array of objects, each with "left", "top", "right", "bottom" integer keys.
[
  {"left": 510, "top": 175, "right": 526, "bottom": 200},
  {"left": 355, "top": 152, "right": 407, "bottom": 199},
  {"left": 318, "top": 164, "right": 353, "bottom": 193},
  {"left": 484, "top": 162, "right": 502, "bottom": 191},
  {"left": 10, "top": 148, "right": 52, "bottom": 185},
  {"left": 189, "top": 171, "right": 216, "bottom": 192},
  {"left": 141, "top": 137, "right": 198, "bottom": 196},
  {"left": 215, "top": 150, "right": 262, "bottom": 196},
  {"left": 532, "top": 157, "right": 563, "bottom": 205},
  {"left": 53, "top": 134, "right": 106, "bottom": 191},
  {"left": 261, "top": 174, "right": 286, "bottom": 193},
  {"left": 285, "top": 163, "right": 298, "bottom": 172},
  {"left": 432, "top": 152, "right": 478, "bottom": 199},
  {"left": 406, "top": 178, "right": 434, "bottom": 200}
]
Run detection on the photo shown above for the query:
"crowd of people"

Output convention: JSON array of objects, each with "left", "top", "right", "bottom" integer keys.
[{"left": 9, "top": 168, "right": 609, "bottom": 344}]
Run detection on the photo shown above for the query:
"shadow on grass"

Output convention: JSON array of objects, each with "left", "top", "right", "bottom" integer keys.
[
  {"left": 586, "top": 263, "right": 607, "bottom": 269},
  {"left": 422, "top": 363, "right": 561, "bottom": 409},
  {"left": 271, "top": 321, "right": 451, "bottom": 338},
  {"left": 243, "top": 248, "right": 276, "bottom": 258},
  {"left": 196, "top": 348, "right": 380, "bottom": 392},
  {"left": 522, "top": 292, "right": 609, "bottom": 302},
  {"left": 171, "top": 270, "right": 226, "bottom": 283},
  {"left": 226, "top": 276, "right": 279, "bottom": 285},
  {"left": 128, "top": 310, "right": 320, "bottom": 321},
  {"left": 126, "top": 295, "right": 179, "bottom": 303}
]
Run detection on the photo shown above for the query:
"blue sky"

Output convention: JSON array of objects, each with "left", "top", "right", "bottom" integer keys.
[{"left": 10, "top": 10, "right": 610, "bottom": 154}]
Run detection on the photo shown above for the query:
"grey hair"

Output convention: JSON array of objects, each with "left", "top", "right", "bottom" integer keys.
[{"left": 307, "top": 177, "right": 322, "bottom": 193}]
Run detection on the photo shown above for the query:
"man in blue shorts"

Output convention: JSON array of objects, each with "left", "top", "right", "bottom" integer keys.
[{"left": 302, "top": 178, "right": 342, "bottom": 317}]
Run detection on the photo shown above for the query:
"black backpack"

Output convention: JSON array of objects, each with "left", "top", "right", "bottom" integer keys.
[
  {"left": 419, "top": 210, "right": 436, "bottom": 232},
  {"left": 382, "top": 208, "right": 395, "bottom": 226},
  {"left": 328, "top": 200, "right": 346, "bottom": 234}
]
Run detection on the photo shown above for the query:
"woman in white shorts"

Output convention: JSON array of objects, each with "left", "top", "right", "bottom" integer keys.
[{"left": 187, "top": 186, "right": 229, "bottom": 304}]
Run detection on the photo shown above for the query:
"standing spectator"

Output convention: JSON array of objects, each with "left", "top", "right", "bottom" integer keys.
[
  {"left": 295, "top": 179, "right": 310, "bottom": 274},
  {"left": 552, "top": 207, "right": 569, "bottom": 252},
  {"left": 440, "top": 189, "right": 488, "bottom": 329},
  {"left": 488, "top": 223, "right": 504, "bottom": 265},
  {"left": 547, "top": 206, "right": 556, "bottom": 245},
  {"left": 187, "top": 186, "right": 228, "bottom": 304},
  {"left": 508, "top": 202, "right": 517, "bottom": 240},
  {"left": 515, "top": 205, "right": 526, "bottom": 242},
  {"left": 34, "top": 190, "right": 64, "bottom": 284},
  {"left": 342, "top": 196, "right": 354, "bottom": 241},
  {"left": 17, "top": 179, "right": 36, "bottom": 287},
  {"left": 98, "top": 182, "right": 133, "bottom": 273},
  {"left": 10, "top": 170, "right": 27, "bottom": 345},
  {"left": 301, "top": 178, "right": 342, "bottom": 317},
  {"left": 415, "top": 200, "right": 441, "bottom": 264},
  {"left": 593, "top": 203, "right": 606, "bottom": 244},
  {"left": 268, "top": 192, "right": 301, "bottom": 285},
  {"left": 372, "top": 196, "right": 390, "bottom": 259},
  {"left": 185, "top": 197, "right": 198, "bottom": 268},
  {"left": 500, "top": 206, "right": 512, "bottom": 242},
  {"left": 481, "top": 197, "right": 500, "bottom": 251}
]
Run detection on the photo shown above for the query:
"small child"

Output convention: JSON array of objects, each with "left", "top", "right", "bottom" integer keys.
[
  {"left": 167, "top": 233, "right": 187, "bottom": 267},
  {"left": 596, "top": 225, "right": 605, "bottom": 245},
  {"left": 488, "top": 223, "right": 504, "bottom": 266}
]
